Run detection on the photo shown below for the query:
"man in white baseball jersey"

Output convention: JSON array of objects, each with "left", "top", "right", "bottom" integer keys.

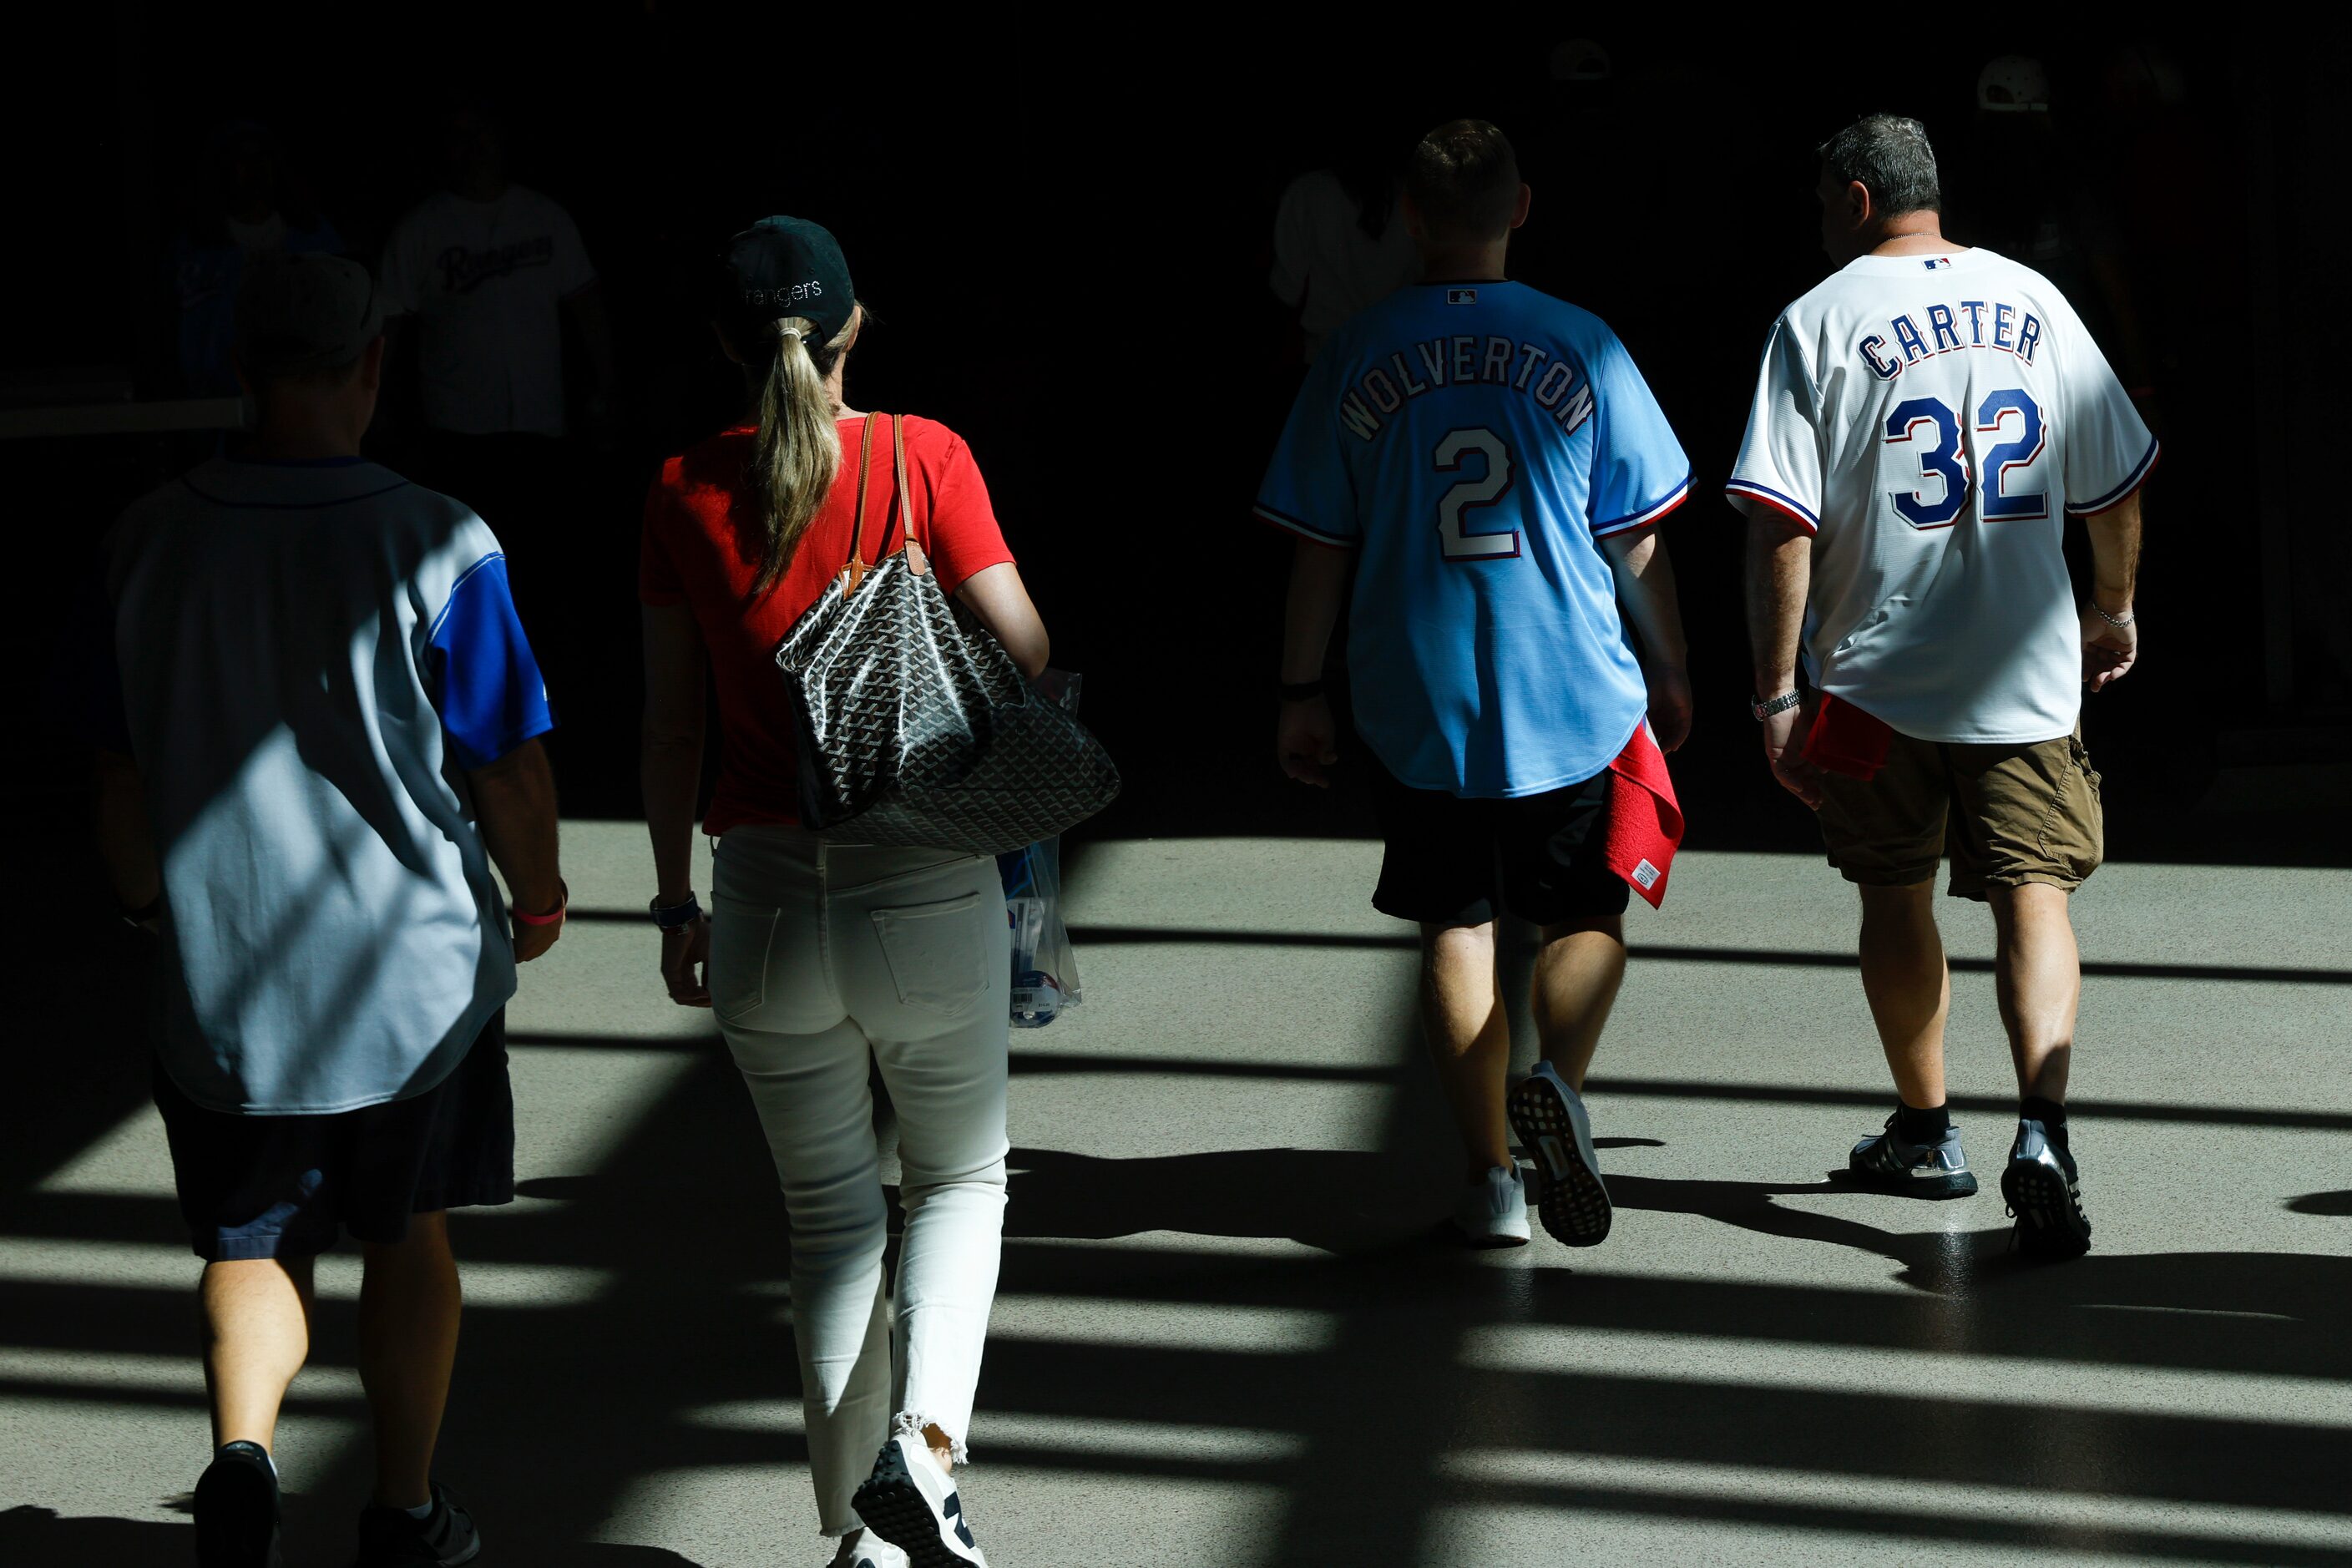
[{"left": 1729, "top": 115, "right": 2154, "bottom": 1259}]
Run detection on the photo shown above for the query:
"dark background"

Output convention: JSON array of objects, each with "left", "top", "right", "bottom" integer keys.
[{"left": 8, "top": 7, "right": 2348, "bottom": 862}]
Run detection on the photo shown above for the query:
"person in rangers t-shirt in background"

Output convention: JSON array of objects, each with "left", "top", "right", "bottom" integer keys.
[
  {"left": 1260, "top": 120, "right": 1696, "bottom": 1256},
  {"left": 1730, "top": 114, "right": 2156, "bottom": 1260},
  {"left": 379, "top": 102, "right": 619, "bottom": 752}
]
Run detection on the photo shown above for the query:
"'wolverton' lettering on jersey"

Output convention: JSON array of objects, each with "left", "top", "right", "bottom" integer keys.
[
  {"left": 1859, "top": 299, "right": 2042, "bottom": 381},
  {"left": 435, "top": 237, "right": 556, "bottom": 296},
  {"left": 1338, "top": 336, "right": 1594, "bottom": 442}
]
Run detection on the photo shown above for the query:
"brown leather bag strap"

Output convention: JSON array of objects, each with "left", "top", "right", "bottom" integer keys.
[
  {"left": 891, "top": 412, "right": 914, "bottom": 558},
  {"left": 841, "top": 412, "right": 883, "bottom": 594}
]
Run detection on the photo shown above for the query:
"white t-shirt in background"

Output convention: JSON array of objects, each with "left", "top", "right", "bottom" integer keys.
[
  {"left": 1727, "top": 248, "right": 2157, "bottom": 746},
  {"left": 1268, "top": 170, "right": 1422, "bottom": 362},
  {"left": 380, "top": 185, "right": 597, "bottom": 438}
]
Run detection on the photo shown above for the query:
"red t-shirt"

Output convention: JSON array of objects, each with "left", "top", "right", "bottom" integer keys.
[{"left": 640, "top": 414, "right": 1016, "bottom": 837}]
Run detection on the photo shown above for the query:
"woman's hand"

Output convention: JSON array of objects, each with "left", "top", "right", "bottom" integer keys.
[{"left": 661, "top": 916, "right": 712, "bottom": 1007}]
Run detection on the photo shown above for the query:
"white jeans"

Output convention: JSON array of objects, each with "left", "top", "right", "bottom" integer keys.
[{"left": 710, "top": 825, "right": 1010, "bottom": 1538}]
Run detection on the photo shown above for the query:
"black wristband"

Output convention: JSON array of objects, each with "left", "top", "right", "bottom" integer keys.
[
  {"left": 650, "top": 893, "right": 703, "bottom": 930},
  {"left": 1277, "top": 679, "right": 1326, "bottom": 702}
]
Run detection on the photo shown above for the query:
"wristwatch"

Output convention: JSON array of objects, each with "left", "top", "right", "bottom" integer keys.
[
  {"left": 650, "top": 893, "right": 703, "bottom": 931},
  {"left": 1751, "top": 690, "right": 1803, "bottom": 721}
]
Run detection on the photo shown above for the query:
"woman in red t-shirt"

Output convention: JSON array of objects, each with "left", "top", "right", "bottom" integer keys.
[{"left": 639, "top": 217, "right": 1044, "bottom": 1568}]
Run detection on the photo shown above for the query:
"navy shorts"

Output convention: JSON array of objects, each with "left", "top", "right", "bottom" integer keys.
[
  {"left": 1368, "top": 763, "right": 1631, "bottom": 928},
  {"left": 154, "top": 1012, "right": 514, "bottom": 1262}
]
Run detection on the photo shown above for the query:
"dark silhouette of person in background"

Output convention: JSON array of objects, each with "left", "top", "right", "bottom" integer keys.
[{"left": 165, "top": 121, "right": 344, "bottom": 397}]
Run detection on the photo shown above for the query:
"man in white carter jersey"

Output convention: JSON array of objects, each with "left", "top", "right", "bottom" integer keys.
[{"left": 1729, "top": 114, "right": 2154, "bottom": 1260}]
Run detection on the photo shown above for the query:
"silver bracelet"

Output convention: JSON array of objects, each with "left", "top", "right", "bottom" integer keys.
[{"left": 2091, "top": 602, "right": 2136, "bottom": 630}]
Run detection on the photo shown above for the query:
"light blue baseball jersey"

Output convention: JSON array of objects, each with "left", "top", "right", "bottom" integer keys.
[{"left": 1256, "top": 281, "right": 1690, "bottom": 797}]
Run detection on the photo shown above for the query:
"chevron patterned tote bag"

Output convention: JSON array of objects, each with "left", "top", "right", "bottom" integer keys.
[{"left": 773, "top": 414, "right": 1120, "bottom": 855}]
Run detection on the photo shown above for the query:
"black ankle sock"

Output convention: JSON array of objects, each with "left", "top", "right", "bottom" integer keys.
[
  {"left": 2020, "top": 1095, "right": 2069, "bottom": 1143},
  {"left": 1894, "top": 1100, "right": 1950, "bottom": 1143}
]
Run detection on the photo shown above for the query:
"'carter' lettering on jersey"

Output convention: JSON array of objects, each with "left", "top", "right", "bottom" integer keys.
[
  {"left": 1257, "top": 281, "right": 1690, "bottom": 799},
  {"left": 1859, "top": 297, "right": 2044, "bottom": 380},
  {"left": 1727, "top": 248, "right": 2157, "bottom": 746}
]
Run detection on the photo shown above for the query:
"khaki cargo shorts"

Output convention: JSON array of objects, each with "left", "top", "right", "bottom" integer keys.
[{"left": 1815, "top": 726, "right": 2103, "bottom": 900}]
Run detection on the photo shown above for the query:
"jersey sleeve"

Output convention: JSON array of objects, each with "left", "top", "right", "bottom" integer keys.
[
  {"left": 547, "top": 202, "right": 598, "bottom": 300},
  {"left": 638, "top": 476, "right": 686, "bottom": 608},
  {"left": 2049, "top": 294, "right": 2159, "bottom": 515},
  {"left": 921, "top": 430, "right": 1016, "bottom": 598},
  {"left": 1725, "top": 319, "right": 1824, "bottom": 534},
  {"left": 1584, "top": 327, "right": 1692, "bottom": 536},
  {"left": 428, "top": 524, "right": 556, "bottom": 770},
  {"left": 1253, "top": 349, "right": 1359, "bottom": 547}
]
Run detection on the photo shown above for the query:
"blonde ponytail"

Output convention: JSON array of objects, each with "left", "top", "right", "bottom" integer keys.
[{"left": 747, "top": 313, "right": 850, "bottom": 594}]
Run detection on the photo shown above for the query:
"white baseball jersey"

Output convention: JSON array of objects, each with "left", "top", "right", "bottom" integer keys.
[
  {"left": 1727, "top": 248, "right": 2156, "bottom": 745},
  {"left": 380, "top": 185, "right": 598, "bottom": 438}
]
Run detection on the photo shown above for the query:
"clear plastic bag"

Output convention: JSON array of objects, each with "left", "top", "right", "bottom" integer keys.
[
  {"left": 999, "top": 836, "right": 1080, "bottom": 1028},
  {"left": 996, "top": 670, "right": 1087, "bottom": 1028}
]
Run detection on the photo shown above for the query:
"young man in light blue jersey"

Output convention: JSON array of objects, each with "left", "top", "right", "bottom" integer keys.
[{"left": 1258, "top": 120, "right": 1694, "bottom": 1251}]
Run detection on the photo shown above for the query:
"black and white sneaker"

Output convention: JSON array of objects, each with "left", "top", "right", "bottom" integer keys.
[
  {"left": 853, "top": 1432, "right": 986, "bottom": 1567},
  {"left": 1847, "top": 1114, "right": 1978, "bottom": 1199},
  {"left": 2002, "top": 1119, "right": 2092, "bottom": 1260},
  {"left": 1505, "top": 1062, "right": 1611, "bottom": 1247},
  {"left": 352, "top": 1480, "right": 482, "bottom": 1565},
  {"left": 194, "top": 1441, "right": 282, "bottom": 1568}
]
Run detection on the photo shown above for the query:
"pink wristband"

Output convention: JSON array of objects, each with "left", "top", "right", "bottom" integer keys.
[{"left": 513, "top": 881, "right": 568, "bottom": 927}]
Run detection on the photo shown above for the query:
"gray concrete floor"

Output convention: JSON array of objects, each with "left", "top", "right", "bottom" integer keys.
[{"left": 4, "top": 827, "right": 2349, "bottom": 1565}]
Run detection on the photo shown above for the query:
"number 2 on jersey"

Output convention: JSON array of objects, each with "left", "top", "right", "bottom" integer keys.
[
  {"left": 1434, "top": 427, "right": 1518, "bottom": 560},
  {"left": 1882, "top": 388, "right": 2047, "bottom": 529}
]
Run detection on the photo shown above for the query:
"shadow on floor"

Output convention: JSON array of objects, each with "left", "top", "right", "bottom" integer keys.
[{"left": 0, "top": 1504, "right": 706, "bottom": 1568}]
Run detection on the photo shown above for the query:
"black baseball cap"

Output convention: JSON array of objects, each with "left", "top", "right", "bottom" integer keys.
[{"left": 715, "top": 216, "right": 854, "bottom": 347}]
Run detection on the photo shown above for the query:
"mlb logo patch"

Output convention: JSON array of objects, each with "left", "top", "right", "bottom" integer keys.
[
  {"left": 1923, "top": 256, "right": 1952, "bottom": 270},
  {"left": 1445, "top": 287, "right": 1479, "bottom": 305}
]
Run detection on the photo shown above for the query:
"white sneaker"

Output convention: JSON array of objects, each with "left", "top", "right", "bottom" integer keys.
[
  {"left": 1507, "top": 1062, "right": 1612, "bottom": 1247},
  {"left": 1451, "top": 1164, "right": 1531, "bottom": 1247},
  {"left": 829, "top": 1529, "right": 912, "bottom": 1568},
  {"left": 852, "top": 1432, "right": 987, "bottom": 1567}
]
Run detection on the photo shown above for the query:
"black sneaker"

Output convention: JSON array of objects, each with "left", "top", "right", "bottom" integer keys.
[
  {"left": 353, "top": 1481, "right": 481, "bottom": 1566},
  {"left": 1846, "top": 1113, "right": 1978, "bottom": 1198},
  {"left": 2002, "top": 1119, "right": 2092, "bottom": 1259},
  {"left": 853, "top": 1432, "right": 986, "bottom": 1567},
  {"left": 194, "top": 1441, "right": 282, "bottom": 1568}
]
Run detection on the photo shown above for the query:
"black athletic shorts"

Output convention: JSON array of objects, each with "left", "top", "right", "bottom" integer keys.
[
  {"left": 1368, "top": 763, "right": 1630, "bottom": 927},
  {"left": 154, "top": 1011, "right": 515, "bottom": 1262}
]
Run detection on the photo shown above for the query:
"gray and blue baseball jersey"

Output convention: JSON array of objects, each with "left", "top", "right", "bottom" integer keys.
[{"left": 1256, "top": 281, "right": 1690, "bottom": 798}]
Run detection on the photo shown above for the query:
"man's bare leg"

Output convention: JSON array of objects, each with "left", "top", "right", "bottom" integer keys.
[
  {"left": 202, "top": 1255, "right": 316, "bottom": 1453},
  {"left": 1856, "top": 880, "right": 1950, "bottom": 1108},
  {"left": 1988, "top": 881, "right": 2092, "bottom": 1256},
  {"left": 1419, "top": 921, "right": 1514, "bottom": 1181},
  {"left": 1986, "top": 883, "right": 2077, "bottom": 1101},
  {"left": 1530, "top": 915, "right": 1626, "bottom": 1090},
  {"left": 358, "top": 1212, "right": 462, "bottom": 1510}
]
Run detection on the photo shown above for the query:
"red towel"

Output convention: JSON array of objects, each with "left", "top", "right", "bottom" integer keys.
[
  {"left": 1604, "top": 722, "right": 1684, "bottom": 909},
  {"left": 1805, "top": 694, "right": 1895, "bottom": 780}
]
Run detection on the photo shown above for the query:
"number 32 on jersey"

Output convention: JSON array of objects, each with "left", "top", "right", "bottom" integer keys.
[{"left": 1883, "top": 388, "right": 2047, "bottom": 529}]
